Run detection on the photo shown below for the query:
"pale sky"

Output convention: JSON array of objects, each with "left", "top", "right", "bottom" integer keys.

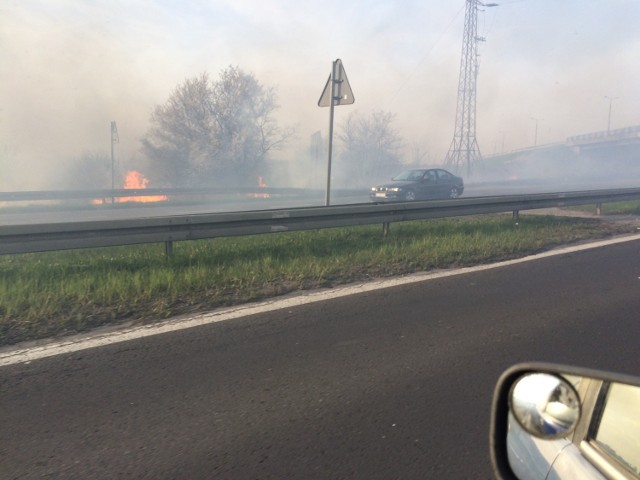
[{"left": 1, "top": 0, "right": 639, "bottom": 189}]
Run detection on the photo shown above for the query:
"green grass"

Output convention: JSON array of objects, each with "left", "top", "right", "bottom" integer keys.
[{"left": 0, "top": 215, "right": 633, "bottom": 346}]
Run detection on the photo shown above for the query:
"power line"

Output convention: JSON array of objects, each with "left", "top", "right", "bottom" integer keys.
[{"left": 385, "top": 4, "right": 465, "bottom": 108}]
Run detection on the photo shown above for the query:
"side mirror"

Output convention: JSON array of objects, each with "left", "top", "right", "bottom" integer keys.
[
  {"left": 510, "top": 372, "right": 581, "bottom": 440},
  {"left": 490, "top": 363, "right": 640, "bottom": 480}
]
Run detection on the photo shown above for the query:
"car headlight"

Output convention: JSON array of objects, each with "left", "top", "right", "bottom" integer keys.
[
  {"left": 388, "top": 187, "right": 401, "bottom": 192},
  {"left": 371, "top": 187, "right": 377, "bottom": 192}
]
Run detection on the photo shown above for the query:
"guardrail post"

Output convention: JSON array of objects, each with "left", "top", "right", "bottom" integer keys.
[
  {"left": 165, "top": 241, "right": 174, "bottom": 258},
  {"left": 382, "top": 222, "right": 390, "bottom": 237},
  {"left": 596, "top": 203, "right": 602, "bottom": 216}
]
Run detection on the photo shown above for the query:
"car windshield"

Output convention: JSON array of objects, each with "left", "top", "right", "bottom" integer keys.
[{"left": 392, "top": 170, "right": 426, "bottom": 181}]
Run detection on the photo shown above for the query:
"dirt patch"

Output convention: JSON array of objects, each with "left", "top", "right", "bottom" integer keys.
[{"left": 525, "top": 208, "right": 640, "bottom": 228}]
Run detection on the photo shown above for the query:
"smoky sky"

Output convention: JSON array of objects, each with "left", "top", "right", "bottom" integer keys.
[{"left": 1, "top": 0, "right": 639, "bottom": 189}]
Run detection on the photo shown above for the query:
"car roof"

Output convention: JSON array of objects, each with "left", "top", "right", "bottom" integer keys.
[{"left": 404, "top": 167, "right": 455, "bottom": 173}]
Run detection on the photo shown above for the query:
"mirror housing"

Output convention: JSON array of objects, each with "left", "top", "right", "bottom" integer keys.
[{"left": 490, "top": 363, "right": 640, "bottom": 480}]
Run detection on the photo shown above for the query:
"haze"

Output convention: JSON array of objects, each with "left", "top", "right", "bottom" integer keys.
[{"left": 1, "top": 0, "right": 639, "bottom": 190}]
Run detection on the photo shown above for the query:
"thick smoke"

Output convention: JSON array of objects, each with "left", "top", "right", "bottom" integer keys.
[{"left": 1, "top": 1, "right": 639, "bottom": 192}]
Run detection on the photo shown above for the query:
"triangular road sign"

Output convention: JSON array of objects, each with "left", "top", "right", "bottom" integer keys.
[{"left": 318, "top": 59, "right": 355, "bottom": 107}]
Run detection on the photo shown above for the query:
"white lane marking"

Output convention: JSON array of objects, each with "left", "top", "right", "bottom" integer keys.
[{"left": 2, "top": 234, "right": 640, "bottom": 367}]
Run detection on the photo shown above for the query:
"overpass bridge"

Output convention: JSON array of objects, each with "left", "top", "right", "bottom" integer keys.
[
  {"left": 482, "top": 125, "right": 640, "bottom": 181},
  {"left": 567, "top": 125, "right": 640, "bottom": 149}
]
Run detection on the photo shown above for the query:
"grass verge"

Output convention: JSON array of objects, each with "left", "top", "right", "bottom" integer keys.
[
  {"left": 0, "top": 214, "right": 633, "bottom": 346},
  {"left": 571, "top": 200, "right": 640, "bottom": 215}
]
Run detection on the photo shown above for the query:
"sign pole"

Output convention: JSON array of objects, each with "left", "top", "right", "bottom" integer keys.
[
  {"left": 317, "top": 58, "right": 354, "bottom": 206},
  {"left": 325, "top": 60, "right": 338, "bottom": 206}
]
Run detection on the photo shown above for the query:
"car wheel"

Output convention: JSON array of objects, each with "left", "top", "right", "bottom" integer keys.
[
  {"left": 404, "top": 189, "right": 416, "bottom": 201},
  {"left": 449, "top": 187, "right": 460, "bottom": 199}
]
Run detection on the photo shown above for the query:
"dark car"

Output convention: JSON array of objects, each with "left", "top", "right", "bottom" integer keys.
[{"left": 370, "top": 168, "right": 464, "bottom": 202}]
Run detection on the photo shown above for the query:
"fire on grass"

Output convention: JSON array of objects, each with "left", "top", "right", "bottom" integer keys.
[
  {"left": 247, "top": 176, "right": 270, "bottom": 198},
  {"left": 93, "top": 171, "right": 168, "bottom": 204}
]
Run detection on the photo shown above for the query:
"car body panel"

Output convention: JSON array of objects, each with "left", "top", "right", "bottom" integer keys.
[
  {"left": 547, "top": 445, "right": 607, "bottom": 480},
  {"left": 508, "top": 416, "right": 606, "bottom": 480},
  {"left": 507, "top": 413, "right": 570, "bottom": 480}
]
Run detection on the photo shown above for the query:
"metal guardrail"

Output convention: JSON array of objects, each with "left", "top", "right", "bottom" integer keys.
[
  {"left": 2, "top": 188, "right": 640, "bottom": 255},
  {"left": 0, "top": 187, "right": 300, "bottom": 202}
]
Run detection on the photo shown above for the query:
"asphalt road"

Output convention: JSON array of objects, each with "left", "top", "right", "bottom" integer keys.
[
  {"left": 2, "top": 239, "right": 640, "bottom": 479},
  {"left": 3, "top": 177, "right": 640, "bottom": 226}
]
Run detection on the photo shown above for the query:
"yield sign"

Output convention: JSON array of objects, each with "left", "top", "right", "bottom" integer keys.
[
  {"left": 318, "top": 59, "right": 355, "bottom": 107},
  {"left": 318, "top": 58, "right": 355, "bottom": 206}
]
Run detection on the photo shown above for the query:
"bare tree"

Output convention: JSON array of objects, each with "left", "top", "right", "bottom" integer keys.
[
  {"left": 336, "top": 110, "right": 403, "bottom": 187},
  {"left": 142, "top": 67, "right": 293, "bottom": 187},
  {"left": 58, "top": 151, "right": 111, "bottom": 190}
]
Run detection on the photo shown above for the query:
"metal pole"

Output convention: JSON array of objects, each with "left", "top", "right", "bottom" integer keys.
[
  {"left": 110, "top": 121, "right": 118, "bottom": 205},
  {"left": 111, "top": 122, "right": 116, "bottom": 191},
  {"left": 165, "top": 241, "right": 174, "bottom": 258},
  {"left": 530, "top": 117, "right": 541, "bottom": 147},
  {"left": 325, "top": 60, "right": 338, "bottom": 207},
  {"left": 605, "top": 96, "right": 618, "bottom": 133}
]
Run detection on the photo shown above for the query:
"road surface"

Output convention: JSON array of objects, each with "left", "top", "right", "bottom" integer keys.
[
  {"left": 2, "top": 238, "right": 640, "bottom": 479},
  {"left": 3, "top": 177, "right": 640, "bottom": 226}
]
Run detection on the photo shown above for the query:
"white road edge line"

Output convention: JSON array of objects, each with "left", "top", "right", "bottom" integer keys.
[{"left": 3, "top": 233, "right": 640, "bottom": 367}]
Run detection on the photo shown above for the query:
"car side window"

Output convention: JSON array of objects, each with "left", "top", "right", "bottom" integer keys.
[
  {"left": 436, "top": 170, "right": 452, "bottom": 182},
  {"left": 591, "top": 382, "right": 640, "bottom": 477},
  {"left": 425, "top": 170, "right": 437, "bottom": 183}
]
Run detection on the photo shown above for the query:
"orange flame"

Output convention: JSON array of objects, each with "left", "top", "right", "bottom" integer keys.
[
  {"left": 247, "top": 176, "right": 270, "bottom": 198},
  {"left": 119, "top": 171, "right": 168, "bottom": 203},
  {"left": 92, "top": 170, "right": 168, "bottom": 204}
]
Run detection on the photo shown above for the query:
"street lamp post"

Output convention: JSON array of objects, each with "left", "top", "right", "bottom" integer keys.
[
  {"left": 530, "top": 117, "right": 542, "bottom": 147},
  {"left": 605, "top": 96, "right": 618, "bottom": 133}
]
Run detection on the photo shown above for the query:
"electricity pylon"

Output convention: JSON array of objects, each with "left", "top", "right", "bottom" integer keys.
[{"left": 444, "top": 0, "right": 497, "bottom": 177}]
